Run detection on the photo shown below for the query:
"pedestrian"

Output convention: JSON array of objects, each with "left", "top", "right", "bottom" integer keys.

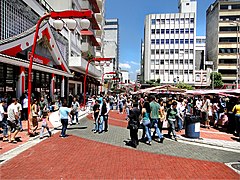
[
  {"left": 98, "top": 99, "right": 107, "bottom": 134},
  {"left": 104, "top": 99, "right": 111, "bottom": 132},
  {"left": 71, "top": 97, "right": 80, "bottom": 124},
  {"left": 7, "top": 98, "right": 20, "bottom": 143},
  {"left": 150, "top": 96, "right": 165, "bottom": 143},
  {"left": 59, "top": 102, "right": 71, "bottom": 138},
  {"left": 141, "top": 101, "right": 152, "bottom": 145},
  {"left": 0, "top": 100, "right": 8, "bottom": 142},
  {"left": 201, "top": 96, "right": 211, "bottom": 128},
  {"left": 158, "top": 99, "right": 166, "bottom": 133},
  {"left": 126, "top": 102, "right": 141, "bottom": 148},
  {"left": 39, "top": 97, "right": 47, "bottom": 117},
  {"left": 39, "top": 110, "right": 52, "bottom": 139},
  {"left": 22, "top": 93, "right": 28, "bottom": 121},
  {"left": 166, "top": 101, "right": 183, "bottom": 141},
  {"left": 125, "top": 99, "right": 132, "bottom": 120},
  {"left": 30, "top": 99, "right": 39, "bottom": 135},
  {"left": 232, "top": 99, "right": 240, "bottom": 140},
  {"left": 93, "top": 100, "right": 100, "bottom": 133},
  {"left": 16, "top": 99, "right": 23, "bottom": 131}
]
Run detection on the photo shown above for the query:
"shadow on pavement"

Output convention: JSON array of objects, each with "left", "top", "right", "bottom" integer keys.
[{"left": 54, "top": 126, "right": 88, "bottom": 131}]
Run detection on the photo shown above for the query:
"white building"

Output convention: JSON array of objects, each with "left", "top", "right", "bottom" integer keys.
[{"left": 143, "top": 0, "right": 197, "bottom": 85}]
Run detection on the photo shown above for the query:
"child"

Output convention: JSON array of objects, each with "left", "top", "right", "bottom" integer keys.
[{"left": 39, "top": 110, "right": 52, "bottom": 139}]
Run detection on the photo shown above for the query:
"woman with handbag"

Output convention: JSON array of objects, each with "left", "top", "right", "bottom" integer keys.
[{"left": 142, "top": 101, "right": 152, "bottom": 145}]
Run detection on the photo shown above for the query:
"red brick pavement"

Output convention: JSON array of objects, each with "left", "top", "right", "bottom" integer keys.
[
  {"left": 1, "top": 134, "right": 239, "bottom": 179},
  {"left": 88, "top": 110, "right": 236, "bottom": 142}
]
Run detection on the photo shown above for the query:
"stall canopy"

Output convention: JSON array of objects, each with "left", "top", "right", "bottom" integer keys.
[{"left": 136, "top": 85, "right": 186, "bottom": 94}]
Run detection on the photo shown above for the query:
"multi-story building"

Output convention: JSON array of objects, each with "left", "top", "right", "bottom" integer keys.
[
  {"left": 143, "top": 0, "right": 197, "bottom": 85},
  {"left": 206, "top": 0, "right": 240, "bottom": 88},
  {"left": 195, "top": 36, "right": 206, "bottom": 70},
  {"left": 0, "top": 0, "right": 105, "bottom": 99}
]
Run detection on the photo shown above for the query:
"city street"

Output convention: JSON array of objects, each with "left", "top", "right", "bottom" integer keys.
[{"left": 1, "top": 111, "right": 239, "bottom": 179}]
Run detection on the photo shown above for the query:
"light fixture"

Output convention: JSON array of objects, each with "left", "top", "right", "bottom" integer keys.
[
  {"left": 100, "top": 61, "right": 105, "bottom": 66},
  {"left": 95, "top": 61, "right": 100, "bottom": 66},
  {"left": 79, "top": 19, "right": 91, "bottom": 30},
  {"left": 105, "top": 61, "right": 111, "bottom": 66},
  {"left": 65, "top": 19, "right": 77, "bottom": 31},
  {"left": 53, "top": 19, "right": 64, "bottom": 31}
]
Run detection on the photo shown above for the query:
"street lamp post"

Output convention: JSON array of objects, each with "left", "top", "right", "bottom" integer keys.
[
  {"left": 101, "top": 71, "right": 117, "bottom": 92},
  {"left": 83, "top": 58, "right": 111, "bottom": 107},
  {"left": 27, "top": 10, "right": 92, "bottom": 135}
]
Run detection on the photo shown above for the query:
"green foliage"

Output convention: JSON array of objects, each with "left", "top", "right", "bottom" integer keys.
[
  {"left": 210, "top": 72, "right": 224, "bottom": 88},
  {"left": 176, "top": 82, "right": 194, "bottom": 90}
]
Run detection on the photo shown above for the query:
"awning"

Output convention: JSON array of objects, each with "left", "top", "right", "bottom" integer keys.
[
  {"left": 81, "top": 30, "right": 100, "bottom": 46},
  {"left": 0, "top": 53, "right": 73, "bottom": 77}
]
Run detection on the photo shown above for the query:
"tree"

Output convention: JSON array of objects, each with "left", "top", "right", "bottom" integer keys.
[
  {"left": 210, "top": 72, "right": 224, "bottom": 88},
  {"left": 176, "top": 82, "right": 194, "bottom": 90}
]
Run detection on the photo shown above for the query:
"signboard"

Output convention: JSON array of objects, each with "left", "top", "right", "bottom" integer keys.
[{"left": 28, "top": 52, "right": 51, "bottom": 65}]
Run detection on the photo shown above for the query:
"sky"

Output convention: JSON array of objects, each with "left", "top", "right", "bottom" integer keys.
[{"left": 105, "top": 0, "right": 215, "bottom": 80}]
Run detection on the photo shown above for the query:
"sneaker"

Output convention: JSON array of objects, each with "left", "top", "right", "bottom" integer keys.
[
  {"left": 146, "top": 141, "right": 152, "bottom": 145},
  {"left": 174, "top": 137, "right": 178, "bottom": 141},
  {"left": 40, "top": 137, "right": 43, "bottom": 139},
  {"left": 160, "top": 137, "right": 165, "bottom": 143},
  {"left": 93, "top": 130, "right": 98, "bottom": 133}
]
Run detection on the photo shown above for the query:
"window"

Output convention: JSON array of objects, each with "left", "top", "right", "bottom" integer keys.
[
  {"left": 185, "top": 59, "right": 188, "bottom": 64},
  {"left": 185, "top": 29, "right": 189, "bottom": 33},
  {"left": 190, "top": 28, "right": 194, "bottom": 33},
  {"left": 161, "top": 39, "right": 164, "bottom": 44},
  {"left": 166, "top": 39, "right": 169, "bottom": 44},
  {"left": 220, "top": 5, "right": 228, "bottom": 10},
  {"left": 190, "top": 49, "right": 194, "bottom": 54},
  {"left": 220, "top": 26, "right": 237, "bottom": 31},
  {"left": 170, "top": 70, "right": 173, "bottom": 74},
  {"left": 160, "top": 60, "right": 164, "bottom": 64},
  {"left": 151, "top": 39, "right": 155, "bottom": 44},
  {"left": 180, "top": 39, "right": 184, "bottom": 44},
  {"left": 219, "top": 37, "right": 237, "bottom": 43},
  {"left": 219, "top": 48, "right": 237, "bottom": 53},
  {"left": 156, "top": 19, "right": 160, "bottom": 24},
  {"left": 170, "top": 49, "right": 174, "bottom": 54},
  {"left": 151, "top": 50, "right": 155, "bottom": 54},
  {"left": 220, "top": 16, "right": 240, "bottom": 21},
  {"left": 151, "top": 69, "right": 154, "bottom": 73},
  {"left": 151, "top": 29, "right": 155, "bottom": 34},
  {"left": 176, "top": 18, "right": 180, "bottom": 23},
  {"left": 189, "top": 70, "right": 193, "bottom": 74},
  {"left": 170, "top": 39, "right": 174, "bottom": 44},
  {"left": 219, "top": 59, "right": 237, "bottom": 64},
  {"left": 160, "top": 70, "right": 164, "bottom": 74},
  {"left": 161, "top": 49, "right": 164, "bottom": 54},
  {"left": 179, "top": 70, "right": 183, "bottom": 75},
  {"left": 232, "top": 4, "right": 240, "bottom": 9},
  {"left": 171, "top": 29, "right": 174, "bottom": 34},
  {"left": 184, "top": 70, "right": 188, "bottom": 74},
  {"left": 161, "top": 29, "right": 165, "bottom": 34},
  {"left": 165, "top": 60, "right": 169, "bottom": 65},
  {"left": 185, "top": 39, "right": 189, "bottom": 44},
  {"left": 171, "top": 19, "right": 175, "bottom": 23},
  {"left": 175, "top": 49, "right": 179, "bottom": 54},
  {"left": 180, "top": 29, "right": 184, "bottom": 34},
  {"left": 190, "top": 39, "right": 194, "bottom": 44},
  {"left": 156, "top": 60, "right": 159, "bottom": 65},
  {"left": 175, "top": 29, "right": 179, "bottom": 34},
  {"left": 175, "top": 59, "right": 179, "bottom": 64},
  {"left": 156, "top": 29, "right": 160, "bottom": 34},
  {"left": 165, "top": 70, "right": 169, "bottom": 74},
  {"left": 185, "top": 49, "right": 189, "bottom": 54},
  {"left": 190, "top": 59, "right": 193, "bottom": 64},
  {"left": 152, "top": 19, "right": 156, "bottom": 24},
  {"left": 185, "top": 18, "right": 189, "bottom": 23},
  {"left": 156, "top": 70, "right": 159, "bottom": 75},
  {"left": 180, "top": 59, "right": 183, "bottom": 64},
  {"left": 165, "top": 49, "right": 169, "bottom": 54},
  {"left": 190, "top": 18, "right": 194, "bottom": 23},
  {"left": 151, "top": 60, "right": 155, "bottom": 65},
  {"left": 156, "top": 49, "right": 160, "bottom": 54},
  {"left": 166, "top": 29, "right": 170, "bottom": 34},
  {"left": 161, "top": 19, "right": 165, "bottom": 24},
  {"left": 156, "top": 39, "right": 160, "bottom": 44},
  {"left": 180, "top": 18, "right": 184, "bottom": 24},
  {"left": 170, "top": 59, "right": 174, "bottom": 64},
  {"left": 175, "top": 39, "right": 179, "bottom": 44},
  {"left": 166, "top": 19, "right": 170, "bottom": 24}
]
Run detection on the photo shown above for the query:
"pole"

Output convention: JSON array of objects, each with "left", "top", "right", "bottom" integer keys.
[
  {"left": 83, "top": 59, "right": 92, "bottom": 108},
  {"left": 27, "top": 13, "right": 51, "bottom": 135},
  {"left": 212, "top": 64, "right": 214, "bottom": 90},
  {"left": 236, "top": 23, "right": 239, "bottom": 89},
  {"left": 101, "top": 73, "right": 105, "bottom": 93}
]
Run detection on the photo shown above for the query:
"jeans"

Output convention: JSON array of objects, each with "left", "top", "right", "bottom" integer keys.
[
  {"left": 61, "top": 119, "right": 68, "bottom": 137},
  {"left": 2, "top": 117, "right": 8, "bottom": 137},
  {"left": 168, "top": 120, "right": 176, "bottom": 138},
  {"left": 214, "top": 112, "right": 219, "bottom": 124},
  {"left": 95, "top": 116, "right": 104, "bottom": 132},
  {"left": 72, "top": 111, "right": 78, "bottom": 123},
  {"left": 151, "top": 119, "right": 163, "bottom": 139},
  {"left": 143, "top": 120, "right": 152, "bottom": 141},
  {"left": 18, "top": 117, "right": 22, "bottom": 130},
  {"left": 235, "top": 114, "right": 240, "bottom": 137},
  {"left": 40, "top": 122, "right": 51, "bottom": 137},
  {"left": 104, "top": 115, "right": 108, "bottom": 131},
  {"left": 177, "top": 117, "right": 183, "bottom": 131}
]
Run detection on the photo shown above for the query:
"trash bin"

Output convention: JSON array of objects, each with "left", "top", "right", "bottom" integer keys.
[{"left": 185, "top": 115, "right": 201, "bottom": 138}]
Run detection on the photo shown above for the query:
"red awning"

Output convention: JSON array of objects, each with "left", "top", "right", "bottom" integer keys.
[
  {"left": 81, "top": 30, "right": 100, "bottom": 46},
  {"left": 88, "top": 0, "right": 100, "bottom": 13}
]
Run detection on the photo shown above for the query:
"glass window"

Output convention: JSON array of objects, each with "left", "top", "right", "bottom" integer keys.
[
  {"left": 160, "top": 70, "right": 164, "bottom": 74},
  {"left": 185, "top": 59, "right": 188, "bottom": 64},
  {"left": 156, "top": 70, "right": 159, "bottom": 75},
  {"left": 175, "top": 49, "right": 179, "bottom": 54},
  {"left": 151, "top": 39, "right": 155, "bottom": 44},
  {"left": 161, "top": 29, "right": 165, "bottom": 34},
  {"left": 185, "top": 18, "right": 189, "bottom": 23},
  {"left": 190, "top": 18, "right": 194, "bottom": 23},
  {"left": 170, "top": 59, "right": 174, "bottom": 64},
  {"left": 179, "top": 70, "right": 183, "bottom": 75},
  {"left": 171, "top": 29, "right": 174, "bottom": 34},
  {"left": 175, "top": 70, "right": 178, "bottom": 74},
  {"left": 175, "top": 29, "right": 179, "bottom": 34},
  {"left": 185, "top": 49, "right": 189, "bottom": 53},
  {"left": 185, "top": 39, "right": 189, "bottom": 44},
  {"left": 151, "top": 60, "right": 155, "bottom": 65},
  {"left": 165, "top": 60, "right": 169, "bottom": 65},
  {"left": 166, "top": 19, "right": 170, "bottom": 24},
  {"left": 190, "top": 49, "right": 194, "bottom": 54},
  {"left": 151, "top": 69, "right": 154, "bottom": 73},
  {"left": 185, "top": 29, "right": 189, "bottom": 33},
  {"left": 161, "top": 49, "right": 164, "bottom": 54},
  {"left": 166, "top": 29, "right": 170, "bottom": 34},
  {"left": 161, "top": 39, "right": 164, "bottom": 44},
  {"left": 180, "top": 59, "right": 183, "bottom": 64},
  {"left": 156, "top": 29, "right": 160, "bottom": 34},
  {"left": 160, "top": 60, "right": 164, "bottom": 64},
  {"left": 151, "top": 49, "right": 155, "bottom": 54},
  {"left": 176, "top": 18, "right": 180, "bottom": 23},
  {"left": 219, "top": 37, "right": 237, "bottom": 42},
  {"left": 180, "top": 18, "right": 184, "bottom": 24},
  {"left": 151, "top": 29, "right": 155, "bottom": 34},
  {"left": 175, "top": 59, "right": 179, "bottom": 64},
  {"left": 220, "top": 5, "right": 228, "bottom": 10},
  {"left": 171, "top": 19, "right": 175, "bottom": 23},
  {"left": 180, "top": 39, "right": 184, "bottom": 44},
  {"left": 170, "top": 39, "right": 174, "bottom": 44},
  {"left": 156, "top": 39, "right": 160, "bottom": 44},
  {"left": 156, "top": 19, "right": 160, "bottom": 24},
  {"left": 175, "top": 39, "right": 179, "bottom": 44},
  {"left": 156, "top": 60, "right": 159, "bottom": 65},
  {"left": 170, "top": 49, "right": 174, "bottom": 54},
  {"left": 190, "top": 39, "right": 194, "bottom": 44},
  {"left": 180, "top": 29, "right": 184, "bottom": 34},
  {"left": 156, "top": 49, "right": 160, "bottom": 54},
  {"left": 165, "top": 70, "right": 169, "bottom": 74},
  {"left": 165, "top": 49, "right": 169, "bottom": 54},
  {"left": 151, "top": 19, "right": 156, "bottom": 24},
  {"left": 161, "top": 19, "right": 165, "bottom": 24},
  {"left": 166, "top": 39, "right": 169, "bottom": 44},
  {"left": 190, "top": 28, "right": 194, "bottom": 33},
  {"left": 189, "top": 70, "right": 193, "bottom": 74},
  {"left": 190, "top": 59, "right": 193, "bottom": 64},
  {"left": 184, "top": 70, "right": 188, "bottom": 74},
  {"left": 170, "top": 70, "right": 173, "bottom": 74}
]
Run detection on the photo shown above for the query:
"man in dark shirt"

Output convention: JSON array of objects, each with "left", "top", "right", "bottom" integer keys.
[
  {"left": 93, "top": 100, "right": 100, "bottom": 133},
  {"left": 126, "top": 102, "right": 141, "bottom": 148}
]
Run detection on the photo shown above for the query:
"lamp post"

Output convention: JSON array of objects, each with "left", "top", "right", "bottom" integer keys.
[
  {"left": 83, "top": 57, "right": 111, "bottom": 107},
  {"left": 101, "top": 71, "right": 116, "bottom": 92},
  {"left": 230, "top": 21, "right": 239, "bottom": 89},
  {"left": 27, "top": 10, "right": 92, "bottom": 135}
]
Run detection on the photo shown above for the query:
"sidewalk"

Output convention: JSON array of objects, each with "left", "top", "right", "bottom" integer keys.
[{"left": 0, "top": 109, "right": 88, "bottom": 154}]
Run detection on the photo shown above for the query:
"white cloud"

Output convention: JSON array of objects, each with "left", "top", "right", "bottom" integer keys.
[
  {"left": 119, "top": 63, "right": 131, "bottom": 69},
  {"left": 130, "top": 61, "right": 139, "bottom": 65}
]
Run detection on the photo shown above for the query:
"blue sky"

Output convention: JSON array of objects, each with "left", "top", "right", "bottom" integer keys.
[{"left": 105, "top": 0, "right": 215, "bottom": 80}]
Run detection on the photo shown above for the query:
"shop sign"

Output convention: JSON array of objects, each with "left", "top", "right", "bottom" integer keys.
[{"left": 28, "top": 52, "right": 50, "bottom": 65}]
